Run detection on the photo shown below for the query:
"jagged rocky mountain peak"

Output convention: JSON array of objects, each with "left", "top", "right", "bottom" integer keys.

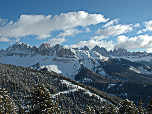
[
  {"left": 6, "top": 42, "right": 32, "bottom": 54},
  {"left": 14, "top": 41, "right": 30, "bottom": 48},
  {"left": 57, "top": 48, "right": 75, "bottom": 58},
  {"left": 92, "top": 45, "right": 101, "bottom": 50},
  {"left": 32, "top": 45, "right": 37, "bottom": 48},
  {"left": 32, "top": 45, "right": 38, "bottom": 49},
  {"left": 92, "top": 45, "right": 108, "bottom": 56},
  {"left": 80, "top": 45, "right": 89, "bottom": 50},
  {"left": 72, "top": 47, "right": 79, "bottom": 50},
  {"left": 50, "top": 44, "right": 63, "bottom": 53},
  {"left": 39, "top": 42, "right": 51, "bottom": 49},
  {"left": 1, "top": 42, "right": 152, "bottom": 65},
  {"left": 55, "top": 44, "right": 60, "bottom": 47},
  {"left": 15, "top": 41, "right": 22, "bottom": 45},
  {"left": 112, "top": 48, "right": 128, "bottom": 54}
]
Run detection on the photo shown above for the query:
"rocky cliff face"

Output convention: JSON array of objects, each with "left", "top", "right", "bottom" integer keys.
[
  {"left": 5, "top": 42, "right": 32, "bottom": 56},
  {"left": 38, "top": 43, "right": 51, "bottom": 56},
  {"left": 1, "top": 42, "right": 76, "bottom": 58},
  {"left": 57, "top": 48, "right": 75, "bottom": 58},
  {"left": 92, "top": 45, "right": 109, "bottom": 56},
  {"left": 80, "top": 46, "right": 89, "bottom": 50},
  {"left": 92, "top": 45, "right": 149, "bottom": 57},
  {"left": 1, "top": 42, "right": 151, "bottom": 58}
]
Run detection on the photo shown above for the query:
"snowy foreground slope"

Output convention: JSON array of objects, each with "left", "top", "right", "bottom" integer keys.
[{"left": 0, "top": 42, "right": 152, "bottom": 80}]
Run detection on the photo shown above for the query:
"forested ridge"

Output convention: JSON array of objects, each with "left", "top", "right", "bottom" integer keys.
[{"left": 0, "top": 63, "right": 152, "bottom": 113}]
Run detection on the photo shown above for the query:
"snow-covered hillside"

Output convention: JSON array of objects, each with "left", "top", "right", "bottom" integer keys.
[
  {"left": 129, "top": 66, "right": 152, "bottom": 75},
  {"left": 52, "top": 79, "right": 107, "bottom": 103}
]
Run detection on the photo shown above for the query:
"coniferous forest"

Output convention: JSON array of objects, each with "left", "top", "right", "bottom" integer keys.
[{"left": 0, "top": 63, "right": 152, "bottom": 114}]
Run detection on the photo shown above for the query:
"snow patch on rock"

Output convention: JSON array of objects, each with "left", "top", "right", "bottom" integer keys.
[
  {"left": 107, "top": 84, "right": 116, "bottom": 89},
  {"left": 41, "top": 65, "right": 62, "bottom": 74},
  {"left": 129, "top": 66, "right": 141, "bottom": 73}
]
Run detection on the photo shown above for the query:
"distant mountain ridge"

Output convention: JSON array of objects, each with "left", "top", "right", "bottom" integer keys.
[
  {"left": 0, "top": 42, "right": 152, "bottom": 82},
  {"left": 0, "top": 41, "right": 151, "bottom": 57},
  {"left": 0, "top": 42, "right": 75, "bottom": 57},
  {"left": 0, "top": 42, "right": 108, "bottom": 79}
]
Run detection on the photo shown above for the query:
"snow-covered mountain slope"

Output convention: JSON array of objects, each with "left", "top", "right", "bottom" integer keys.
[
  {"left": 129, "top": 66, "right": 152, "bottom": 75},
  {"left": 98, "top": 58, "right": 152, "bottom": 82},
  {"left": 0, "top": 42, "right": 109, "bottom": 79},
  {"left": 1, "top": 42, "right": 152, "bottom": 83},
  {"left": 75, "top": 66, "right": 116, "bottom": 83},
  {"left": 116, "top": 55, "right": 152, "bottom": 63},
  {"left": 92, "top": 45, "right": 152, "bottom": 64}
]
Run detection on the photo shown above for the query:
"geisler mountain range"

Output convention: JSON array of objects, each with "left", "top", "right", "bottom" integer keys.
[{"left": 0, "top": 42, "right": 152, "bottom": 113}]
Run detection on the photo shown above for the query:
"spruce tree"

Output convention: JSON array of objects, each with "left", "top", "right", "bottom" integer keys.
[
  {"left": 118, "top": 99, "right": 138, "bottom": 114},
  {"left": 31, "top": 84, "right": 60, "bottom": 114},
  {"left": 0, "top": 88, "right": 17, "bottom": 114},
  {"left": 85, "top": 106, "right": 95, "bottom": 114},
  {"left": 148, "top": 98, "right": 152, "bottom": 114},
  {"left": 102, "top": 106, "right": 108, "bottom": 114},
  {"left": 108, "top": 104, "right": 117, "bottom": 114},
  {"left": 137, "top": 99, "right": 144, "bottom": 114}
]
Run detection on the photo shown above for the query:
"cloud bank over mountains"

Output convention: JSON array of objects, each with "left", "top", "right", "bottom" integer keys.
[
  {"left": 116, "top": 35, "right": 152, "bottom": 50},
  {"left": 0, "top": 11, "right": 108, "bottom": 39},
  {"left": 0, "top": 11, "right": 152, "bottom": 52}
]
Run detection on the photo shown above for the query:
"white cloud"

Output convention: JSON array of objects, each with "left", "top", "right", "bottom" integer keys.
[
  {"left": 115, "top": 34, "right": 152, "bottom": 50},
  {"left": 57, "top": 28, "right": 83, "bottom": 37},
  {"left": 0, "top": 37, "right": 10, "bottom": 42},
  {"left": 117, "top": 35, "right": 128, "bottom": 43},
  {"left": 146, "top": 48, "right": 152, "bottom": 53},
  {"left": 103, "top": 18, "right": 119, "bottom": 28},
  {"left": 96, "top": 24, "right": 133, "bottom": 36},
  {"left": 36, "top": 34, "right": 52, "bottom": 40},
  {"left": 69, "top": 39, "right": 114, "bottom": 51},
  {"left": 48, "top": 37, "right": 67, "bottom": 46},
  {"left": 137, "top": 30, "right": 142, "bottom": 34},
  {"left": 0, "top": 18, "right": 8, "bottom": 26},
  {"left": 143, "top": 20, "right": 152, "bottom": 32},
  {"left": 85, "top": 27, "right": 91, "bottom": 33},
  {"left": 134, "top": 23, "right": 140, "bottom": 28},
  {"left": 91, "top": 35, "right": 108, "bottom": 40},
  {"left": 137, "top": 20, "right": 152, "bottom": 34},
  {"left": 0, "top": 11, "right": 109, "bottom": 40}
]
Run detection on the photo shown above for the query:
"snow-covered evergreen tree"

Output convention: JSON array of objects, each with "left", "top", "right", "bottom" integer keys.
[
  {"left": 148, "top": 98, "right": 152, "bottom": 114},
  {"left": 31, "top": 84, "right": 60, "bottom": 114},
  {"left": 0, "top": 88, "right": 18, "bottom": 114},
  {"left": 118, "top": 99, "right": 138, "bottom": 114},
  {"left": 137, "top": 99, "right": 145, "bottom": 114}
]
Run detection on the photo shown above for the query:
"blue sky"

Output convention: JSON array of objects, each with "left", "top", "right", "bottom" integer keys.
[{"left": 1, "top": 0, "right": 152, "bottom": 52}]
